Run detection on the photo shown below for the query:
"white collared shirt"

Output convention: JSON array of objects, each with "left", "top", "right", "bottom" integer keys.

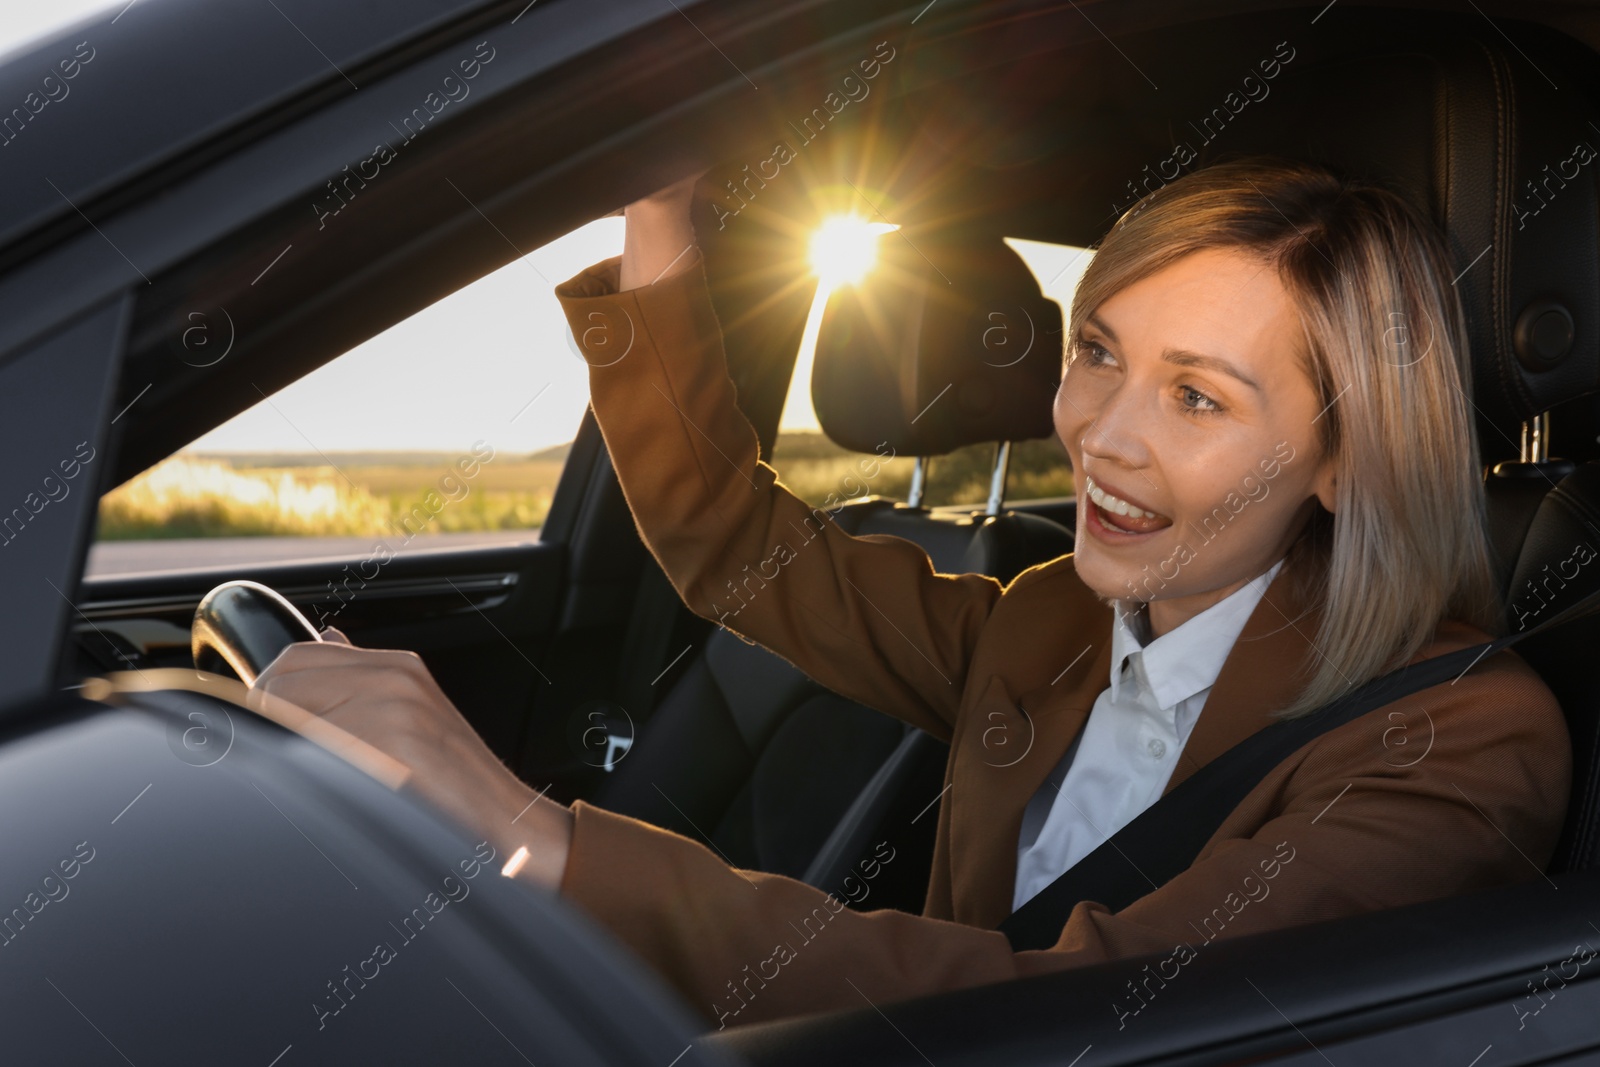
[{"left": 1011, "top": 557, "right": 1287, "bottom": 910}]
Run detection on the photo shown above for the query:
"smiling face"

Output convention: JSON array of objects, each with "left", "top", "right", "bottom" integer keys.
[{"left": 1054, "top": 246, "right": 1340, "bottom": 638}]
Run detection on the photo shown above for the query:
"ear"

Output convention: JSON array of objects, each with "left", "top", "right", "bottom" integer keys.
[{"left": 1310, "top": 453, "right": 1339, "bottom": 514}]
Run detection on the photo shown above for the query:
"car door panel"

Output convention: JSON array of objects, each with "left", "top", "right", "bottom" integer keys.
[
  {"left": 702, "top": 868, "right": 1600, "bottom": 1066},
  {"left": 73, "top": 539, "right": 561, "bottom": 761}
]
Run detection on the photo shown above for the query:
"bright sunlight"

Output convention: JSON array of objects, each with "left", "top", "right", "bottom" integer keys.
[{"left": 808, "top": 215, "right": 899, "bottom": 290}]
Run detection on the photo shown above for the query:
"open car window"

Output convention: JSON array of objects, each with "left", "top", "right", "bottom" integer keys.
[{"left": 88, "top": 217, "right": 623, "bottom": 577}]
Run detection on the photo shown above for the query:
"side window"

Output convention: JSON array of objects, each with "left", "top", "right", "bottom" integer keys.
[
  {"left": 768, "top": 230, "right": 1090, "bottom": 508},
  {"left": 90, "top": 218, "right": 623, "bottom": 576}
]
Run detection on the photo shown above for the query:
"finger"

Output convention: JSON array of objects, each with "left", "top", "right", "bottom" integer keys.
[
  {"left": 254, "top": 659, "right": 431, "bottom": 709},
  {"left": 252, "top": 663, "right": 386, "bottom": 719},
  {"left": 251, "top": 640, "right": 393, "bottom": 689},
  {"left": 320, "top": 626, "right": 353, "bottom": 646},
  {"left": 259, "top": 640, "right": 413, "bottom": 675}
]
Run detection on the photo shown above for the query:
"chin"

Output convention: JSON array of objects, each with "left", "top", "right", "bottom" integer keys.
[{"left": 1070, "top": 546, "right": 1137, "bottom": 604}]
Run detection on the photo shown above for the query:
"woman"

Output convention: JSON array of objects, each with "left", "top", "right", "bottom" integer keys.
[{"left": 253, "top": 158, "right": 1571, "bottom": 1029}]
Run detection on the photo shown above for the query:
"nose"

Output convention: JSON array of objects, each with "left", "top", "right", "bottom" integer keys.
[{"left": 1067, "top": 375, "right": 1153, "bottom": 471}]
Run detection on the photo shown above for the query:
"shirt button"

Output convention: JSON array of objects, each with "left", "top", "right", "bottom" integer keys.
[{"left": 1147, "top": 737, "right": 1167, "bottom": 758}]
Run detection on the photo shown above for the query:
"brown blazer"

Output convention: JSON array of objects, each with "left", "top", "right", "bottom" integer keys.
[{"left": 551, "top": 250, "right": 1572, "bottom": 1031}]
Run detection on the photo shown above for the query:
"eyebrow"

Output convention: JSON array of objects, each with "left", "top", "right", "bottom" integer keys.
[
  {"left": 1162, "top": 349, "right": 1263, "bottom": 394},
  {"left": 1085, "top": 313, "right": 1120, "bottom": 344},
  {"left": 1083, "top": 313, "right": 1262, "bottom": 394}
]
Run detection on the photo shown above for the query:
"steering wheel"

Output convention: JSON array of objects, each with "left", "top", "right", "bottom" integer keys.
[{"left": 192, "top": 580, "right": 322, "bottom": 685}]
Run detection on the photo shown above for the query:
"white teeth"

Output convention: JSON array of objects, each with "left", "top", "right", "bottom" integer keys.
[{"left": 1085, "top": 476, "right": 1159, "bottom": 520}]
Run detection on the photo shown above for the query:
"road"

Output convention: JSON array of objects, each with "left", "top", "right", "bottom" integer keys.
[{"left": 86, "top": 530, "right": 542, "bottom": 577}]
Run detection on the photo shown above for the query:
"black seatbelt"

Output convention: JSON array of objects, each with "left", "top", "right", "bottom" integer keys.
[
  {"left": 997, "top": 582, "right": 1600, "bottom": 952},
  {"left": 614, "top": 561, "right": 690, "bottom": 720}
]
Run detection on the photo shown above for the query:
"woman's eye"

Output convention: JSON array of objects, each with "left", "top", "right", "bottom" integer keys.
[
  {"left": 1071, "top": 339, "right": 1115, "bottom": 368},
  {"left": 1179, "top": 384, "right": 1222, "bottom": 415}
]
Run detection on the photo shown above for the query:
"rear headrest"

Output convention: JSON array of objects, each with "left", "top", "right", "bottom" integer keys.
[
  {"left": 811, "top": 235, "right": 1062, "bottom": 456},
  {"left": 1200, "top": 27, "right": 1600, "bottom": 445}
]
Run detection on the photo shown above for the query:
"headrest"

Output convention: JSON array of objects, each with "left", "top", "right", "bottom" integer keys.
[
  {"left": 1202, "top": 27, "right": 1600, "bottom": 445},
  {"left": 810, "top": 235, "right": 1062, "bottom": 456}
]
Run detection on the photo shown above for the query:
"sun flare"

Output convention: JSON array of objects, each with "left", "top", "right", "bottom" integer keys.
[{"left": 808, "top": 215, "right": 899, "bottom": 291}]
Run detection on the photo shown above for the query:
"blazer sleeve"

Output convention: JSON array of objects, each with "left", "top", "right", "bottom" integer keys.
[
  {"left": 556, "top": 650, "right": 1570, "bottom": 1030},
  {"left": 552, "top": 250, "right": 1004, "bottom": 738}
]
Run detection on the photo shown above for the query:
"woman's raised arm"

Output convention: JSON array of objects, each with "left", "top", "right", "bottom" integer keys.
[
  {"left": 617, "top": 173, "right": 701, "bottom": 290},
  {"left": 553, "top": 176, "right": 1009, "bottom": 738}
]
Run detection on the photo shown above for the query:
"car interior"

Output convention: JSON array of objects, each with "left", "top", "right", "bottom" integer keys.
[{"left": 22, "top": 0, "right": 1600, "bottom": 1061}]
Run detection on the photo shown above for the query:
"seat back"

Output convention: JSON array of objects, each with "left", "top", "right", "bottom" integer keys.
[{"left": 1499, "top": 463, "right": 1600, "bottom": 872}]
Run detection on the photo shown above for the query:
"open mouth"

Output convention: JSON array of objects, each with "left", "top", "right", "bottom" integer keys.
[{"left": 1084, "top": 475, "right": 1173, "bottom": 535}]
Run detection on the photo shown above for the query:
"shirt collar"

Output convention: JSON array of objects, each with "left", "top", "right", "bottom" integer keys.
[{"left": 1108, "top": 556, "right": 1287, "bottom": 711}]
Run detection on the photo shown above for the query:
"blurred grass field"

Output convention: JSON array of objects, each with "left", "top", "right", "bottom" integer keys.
[
  {"left": 769, "top": 433, "right": 1075, "bottom": 507},
  {"left": 97, "top": 451, "right": 565, "bottom": 540},
  {"left": 96, "top": 433, "right": 1074, "bottom": 540}
]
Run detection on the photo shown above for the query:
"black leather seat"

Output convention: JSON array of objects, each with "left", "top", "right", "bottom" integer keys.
[
  {"left": 587, "top": 237, "right": 1073, "bottom": 909},
  {"left": 1499, "top": 465, "right": 1600, "bottom": 872}
]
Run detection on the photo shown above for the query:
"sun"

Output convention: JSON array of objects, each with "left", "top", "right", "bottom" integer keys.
[{"left": 808, "top": 215, "right": 899, "bottom": 291}]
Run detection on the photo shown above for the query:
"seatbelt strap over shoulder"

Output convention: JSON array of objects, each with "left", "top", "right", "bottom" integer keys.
[
  {"left": 996, "top": 581, "right": 1600, "bottom": 952},
  {"left": 614, "top": 561, "right": 690, "bottom": 718}
]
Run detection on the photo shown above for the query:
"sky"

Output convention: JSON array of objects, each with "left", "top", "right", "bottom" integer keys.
[
  {"left": 174, "top": 229, "right": 1089, "bottom": 456},
  {"left": 188, "top": 217, "right": 628, "bottom": 456},
  {"left": 0, "top": 2, "right": 1093, "bottom": 457}
]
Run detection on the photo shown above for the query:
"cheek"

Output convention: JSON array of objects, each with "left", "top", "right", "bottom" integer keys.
[
  {"left": 1166, "top": 465, "right": 1234, "bottom": 525},
  {"left": 1159, "top": 435, "right": 1265, "bottom": 517}
]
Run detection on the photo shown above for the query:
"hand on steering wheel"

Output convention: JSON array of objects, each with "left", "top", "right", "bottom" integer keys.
[
  {"left": 252, "top": 633, "right": 572, "bottom": 888},
  {"left": 191, "top": 580, "right": 571, "bottom": 887}
]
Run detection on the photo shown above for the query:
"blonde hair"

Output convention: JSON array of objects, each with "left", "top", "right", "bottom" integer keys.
[{"left": 1072, "top": 157, "right": 1502, "bottom": 719}]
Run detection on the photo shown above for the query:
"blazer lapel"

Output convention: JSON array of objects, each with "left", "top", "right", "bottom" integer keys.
[
  {"left": 948, "top": 608, "right": 1114, "bottom": 928},
  {"left": 1161, "top": 550, "right": 1327, "bottom": 796}
]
